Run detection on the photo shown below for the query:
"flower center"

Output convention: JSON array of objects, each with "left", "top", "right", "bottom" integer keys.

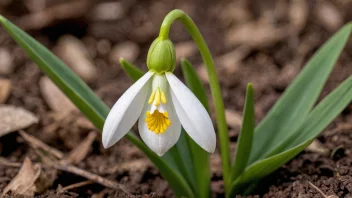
[{"left": 145, "top": 110, "right": 171, "bottom": 134}]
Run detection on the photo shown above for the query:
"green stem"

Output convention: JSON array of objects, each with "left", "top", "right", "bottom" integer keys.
[{"left": 159, "top": 9, "right": 231, "bottom": 193}]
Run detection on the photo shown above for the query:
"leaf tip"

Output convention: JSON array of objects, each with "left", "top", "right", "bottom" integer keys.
[
  {"left": 247, "top": 83, "right": 253, "bottom": 92},
  {"left": 0, "top": 15, "right": 6, "bottom": 24}
]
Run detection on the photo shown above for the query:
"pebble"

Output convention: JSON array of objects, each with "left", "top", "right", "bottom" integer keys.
[
  {"left": 92, "top": 2, "right": 125, "bottom": 21},
  {"left": 109, "top": 41, "right": 140, "bottom": 64},
  {"left": 0, "top": 48, "right": 14, "bottom": 75},
  {"left": 55, "top": 35, "right": 97, "bottom": 82},
  {"left": 0, "top": 78, "right": 11, "bottom": 103},
  {"left": 175, "top": 41, "right": 197, "bottom": 62},
  {"left": 39, "top": 76, "right": 76, "bottom": 114}
]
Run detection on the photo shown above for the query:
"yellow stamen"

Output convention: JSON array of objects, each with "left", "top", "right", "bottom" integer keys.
[
  {"left": 155, "top": 90, "right": 161, "bottom": 106},
  {"left": 145, "top": 110, "right": 171, "bottom": 134},
  {"left": 161, "top": 91, "right": 167, "bottom": 104},
  {"left": 148, "top": 91, "right": 156, "bottom": 104}
]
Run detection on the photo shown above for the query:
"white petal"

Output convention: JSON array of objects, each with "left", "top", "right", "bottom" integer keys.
[
  {"left": 102, "top": 71, "right": 154, "bottom": 148},
  {"left": 138, "top": 90, "right": 181, "bottom": 156},
  {"left": 166, "top": 73, "right": 216, "bottom": 153}
]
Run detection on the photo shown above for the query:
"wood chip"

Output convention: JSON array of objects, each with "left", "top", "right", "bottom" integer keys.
[
  {"left": 39, "top": 77, "right": 76, "bottom": 114},
  {"left": 54, "top": 35, "right": 97, "bottom": 82},
  {"left": 0, "top": 78, "right": 11, "bottom": 104},
  {"left": 0, "top": 105, "right": 39, "bottom": 137},
  {"left": 225, "top": 109, "right": 243, "bottom": 129},
  {"left": 62, "top": 131, "right": 96, "bottom": 164},
  {"left": 2, "top": 157, "right": 41, "bottom": 197}
]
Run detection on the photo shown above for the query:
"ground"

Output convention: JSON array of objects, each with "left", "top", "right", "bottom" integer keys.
[{"left": 0, "top": 0, "right": 352, "bottom": 197}]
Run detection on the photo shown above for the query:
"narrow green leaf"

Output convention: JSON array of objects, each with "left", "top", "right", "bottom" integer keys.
[
  {"left": 169, "top": 131, "right": 197, "bottom": 192},
  {"left": 181, "top": 58, "right": 211, "bottom": 198},
  {"left": 249, "top": 23, "right": 352, "bottom": 164},
  {"left": 0, "top": 15, "right": 194, "bottom": 198},
  {"left": 280, "top": 76, "right": 352, "bottom": 151},
  {"left": 120, "top": 58, "right": 144, "bottom": 81},
  {"left": 228, "top": 140, "right": 312, "bottom": 197},
  {"left": 231, "top": 83, "right": 255, "bottom": 180}
]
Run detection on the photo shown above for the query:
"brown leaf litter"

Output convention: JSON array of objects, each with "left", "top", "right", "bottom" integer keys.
[{"left": 0, "top": 105, "right": 39, "bottom": 137}]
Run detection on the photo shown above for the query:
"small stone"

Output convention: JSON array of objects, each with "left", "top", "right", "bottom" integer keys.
[
  {"left": 39, "top": 77, "right": 76, "bottom": 114},
  {"left": 0, "top": 78, "right": 12, "bottom": 103},
  {"left": 109, "top": 41, "right": 140, "bottom": 64},
  {"left": 92, "top": 2, "right": 125, "bottom": 21},
  {"left": 96, "top": 39, "right": 111, "bottom": 55},
  {"left": 0, "top": 48, "right": 14, "bottom": 75},
  {"left": 225, "top": 109, "right": 242, "bottom": 128},
  {"left": 175, "top": 41, "right": 197, "bottom": 62},
  {"left": 55, "top": 35, "right": 97, "bottom": 82},
  {"left": 315, "top": 2, "right": 343, "bottom": 31}
]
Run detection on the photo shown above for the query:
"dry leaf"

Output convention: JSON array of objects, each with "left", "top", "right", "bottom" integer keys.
[
  {"left": 62, "top": 131, "right": 96, "bottom": 164},
  {"left": 0, "top": 105, "right": 39, "bottom": 137},
  {"left": 0, "top": 78, "right": 12, "bottom": 103},
  {"left": 2, "top": 157, "right": 41, "bottom": 196},
  {"left": 39, "top": 77, "right": 76, "bottom": 114}
]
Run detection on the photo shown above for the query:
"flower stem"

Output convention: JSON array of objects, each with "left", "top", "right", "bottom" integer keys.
[{"left": 159, "top": 9, "right": 231, "bottom": 194}]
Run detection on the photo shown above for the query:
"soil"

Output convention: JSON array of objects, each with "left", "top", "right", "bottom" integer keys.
[{"left": 0, "top": 0, "right": 352, "bottom": 197}]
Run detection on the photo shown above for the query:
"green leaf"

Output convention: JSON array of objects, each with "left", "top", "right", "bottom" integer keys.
[
  {"left": 231, "top": 83, "right": 255, "bottom": 180},
  {"left": 249, "top": 23, "right": 352, "bottom": 164},
  {"left": 120, "top": 58, "right": 144, "bottom": 81},
  {"left": 181, "top": 58, "right": 211, "bottom": 198},
  {"left": 228, "top": 140, "right": 312, "bottom": 197},
  {"left": 279, "top": 76, "right": 352, "bottom": 151},
  {"left": 169, "top": 131, "right": 197, "bottom": 192},
  {"left": 0, "top": 15, "right": 194, "bottom": 198}
]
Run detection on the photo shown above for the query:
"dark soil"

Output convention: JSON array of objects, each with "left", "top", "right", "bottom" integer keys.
[{"left": 0, "top": 0, "right": 352, "bottom": 197}]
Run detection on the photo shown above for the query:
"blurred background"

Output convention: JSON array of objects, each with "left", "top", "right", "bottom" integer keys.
[{"left": 0, "top": 0, "right": 352, "bottom": 197}]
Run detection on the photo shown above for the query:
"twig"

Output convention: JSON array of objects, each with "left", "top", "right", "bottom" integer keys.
[
  {"left": 53, "top": 163, "right": 130, "bottom": 195},
  {"left": 0, "top": 157, "right": 21, "bottom": 168},
  {"left": 308, "top": 182, "right": 338, "bottom": 198},
  {"left": 19, "top": 130, "right": 64, "bottom": 159},
  {"left": 59, "top": 180, "right": 94, "bottom": 192}
]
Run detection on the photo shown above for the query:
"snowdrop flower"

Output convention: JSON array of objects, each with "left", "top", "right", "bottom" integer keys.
[{"left": 102, "top": 38, "right": 216, "bottom": 156}]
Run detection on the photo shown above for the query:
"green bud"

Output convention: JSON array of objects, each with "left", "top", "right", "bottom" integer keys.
[{"left": 147, "top": 38, "right": 176, "bottom": 73}]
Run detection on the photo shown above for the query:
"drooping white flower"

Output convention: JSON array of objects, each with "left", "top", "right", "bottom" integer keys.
[{"left": 102, "top": 71, "right": 216, "bottom": 156}]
